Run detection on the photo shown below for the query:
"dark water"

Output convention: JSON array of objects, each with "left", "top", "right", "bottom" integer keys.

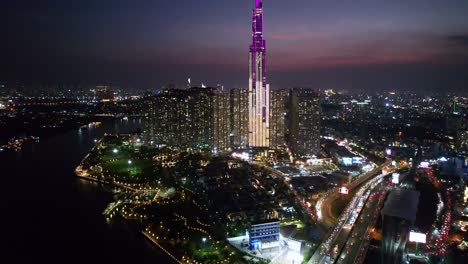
[{"left": 1, "top": 118, "right": 172, "bottom": 263}]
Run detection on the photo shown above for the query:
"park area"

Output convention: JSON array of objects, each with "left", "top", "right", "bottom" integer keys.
[{"left": 83, "top": 135, "right": 160, "bottom": 181}]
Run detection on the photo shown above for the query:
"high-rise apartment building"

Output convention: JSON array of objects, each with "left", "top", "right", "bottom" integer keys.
[
  {"left": 269, "top": 89, "right": 287, "bottom": 148},
  {"left": 288, "top": 88, "right": 321, "bottom": 157},
  {"left": 153, "top": 88, "right": 191, "bottom": 148},
  {"left": 143, "top": 87, "right": 230, "bottom": 151},
  {"left": 230, "top": 88, "right": 249, "bottom": 148},
  {"left": 213, "top": 91, "right": 231, "bottom": 151},
  {"left": 189, "top": 87, "right": 215, "bottom": 149}
]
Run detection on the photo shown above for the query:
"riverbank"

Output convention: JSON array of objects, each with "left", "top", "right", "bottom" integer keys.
[
  {"left": 75, "top": 162, "right": 183, "bottom": 263},
  {"left": 74, "top": 134, "right": 243, "bottom": 264},
  {"left": 2, "top": 118, "right": 172, "bottom": 263}
]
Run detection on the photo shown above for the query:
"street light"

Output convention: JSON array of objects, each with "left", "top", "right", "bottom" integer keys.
[
  {"left": 113, "top": 148, "right": 119, "bottom": 154},
  {"left": 128, "top": 160, "right": 132, "bottom": 165}
]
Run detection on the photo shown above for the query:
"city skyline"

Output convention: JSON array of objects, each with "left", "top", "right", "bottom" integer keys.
[
  {"left": 1, "top": 1, "right": 468, "bottom": 264},
  {"left": 1, "top": 0, "right": 467, "bottom": 91}
]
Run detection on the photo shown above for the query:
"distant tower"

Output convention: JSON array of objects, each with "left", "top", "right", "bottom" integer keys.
[{"left": 248, "top": 0, "right": 269, "bottom": 147}]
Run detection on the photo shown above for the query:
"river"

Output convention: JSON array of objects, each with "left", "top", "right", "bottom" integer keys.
[{"left": 1, "top": 118, "right": 172, "bottom": 263}]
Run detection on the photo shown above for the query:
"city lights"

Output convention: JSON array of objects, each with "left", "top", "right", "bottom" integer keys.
[
  {"left": 419, "top": 162, "right": 430, "bottom": 168},
  {"left": 385, "top": 148, "right": 392, "bottom": 156},
  {"left": 2, "top": 0, "right": 466, "bottom": 263}
]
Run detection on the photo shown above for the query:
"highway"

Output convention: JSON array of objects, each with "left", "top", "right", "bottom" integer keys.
[
  {"left": 309, "top": 169, "right": 392, "bottom": 264},
  {"left": 336, "top": 183, "right": 388, "bottom": 264},
  {"left": 317, "top": 160, "right": 390, "bottom": 229},
  {"left": 338, "top": 172, "right": 409, "bottom": 264}
]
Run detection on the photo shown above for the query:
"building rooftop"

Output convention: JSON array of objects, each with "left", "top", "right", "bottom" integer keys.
[
  {"left": 251, "top": 219, "right": 280, "bottom": 226},
  {"left": 381, "top": 188, "right": 420, "bottom": 221},
  {"left": 333, "top": 146, "right": 356, "bottom": 158}
]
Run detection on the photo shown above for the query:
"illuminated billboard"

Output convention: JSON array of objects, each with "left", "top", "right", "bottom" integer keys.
[
  {"left": 409, "top": 231, "right": 426, "bottom": 243},
  {"left": 339, "top": 186, "right": 349, "bottom": 194},
  {"left": 392, "top": 173, "right": 400, "bottom": 184}
]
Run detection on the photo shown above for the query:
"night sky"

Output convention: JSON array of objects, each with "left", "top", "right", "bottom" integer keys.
[{"left": 1, "top": 0, "right": 467, "bottom": 91}]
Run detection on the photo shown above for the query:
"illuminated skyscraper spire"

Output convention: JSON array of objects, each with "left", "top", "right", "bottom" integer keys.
[{"left": 248, "top": 0, "right": 269, "bottom": 147}]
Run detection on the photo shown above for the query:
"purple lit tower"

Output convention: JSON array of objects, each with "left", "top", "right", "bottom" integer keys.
[{"left": 248, "top": 0, "right": 269, "bottom": 147}]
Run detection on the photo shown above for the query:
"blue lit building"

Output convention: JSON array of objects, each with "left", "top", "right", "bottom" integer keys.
[{"left": 247, "top": 219, "right": 280, "bottom": 251}]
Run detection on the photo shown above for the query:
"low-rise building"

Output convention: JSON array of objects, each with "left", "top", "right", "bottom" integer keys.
[{"left": 247, "top": 219, "right": 280, "bottom": 252}]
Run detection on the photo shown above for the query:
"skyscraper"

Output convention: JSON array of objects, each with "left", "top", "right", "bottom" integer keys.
[
  {"left": 230, "top": 88, "right": 249, "bottom": 148},
  {"left": 269, "top": 89, "right": 287, "bottom": 148},
  {"left": 189, "top": 87, "right": 215, "bottom": 149},
  {"left": 248, "top": 0, "right": 270, "bottom": 147},
  {"left": 213, "top": 90, "right": 231, "bottom": 151},
  {"left": 287, "top": 88, "right": 321, "bottom": 157},
  {"left": 148, "top": 88, "right": 191, "bottom": 148}
]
